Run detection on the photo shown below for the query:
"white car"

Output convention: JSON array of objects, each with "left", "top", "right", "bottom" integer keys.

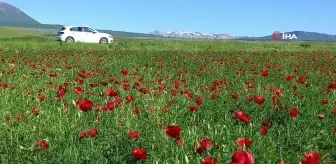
[{"left": 57, "top": 26, "right": 113, "bottom": 44}]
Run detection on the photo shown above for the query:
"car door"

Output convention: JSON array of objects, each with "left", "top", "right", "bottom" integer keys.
[
  {"left": 82, "top": 27, "right": 99, "bottom": 43},
  {"left": 69, "top": 27, "right": 84, "bottom": 42},
  {"left": 88, "top": 27, "right": 101, "bottom": 43}
]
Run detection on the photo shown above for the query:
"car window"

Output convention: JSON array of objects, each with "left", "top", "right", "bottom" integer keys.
[
  {"left": 70, "top": 27, "right": 80, "bottom": 32},
  {"left": 82, "top": 27, "right": 94, "bottom": 32},
  {"left": 60, "top": 27, "right": 66, "bottom": 31}
]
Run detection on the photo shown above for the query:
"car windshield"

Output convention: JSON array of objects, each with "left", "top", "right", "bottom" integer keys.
[{"left": 89, "top": 28, "right": 97, "bottom": 32}]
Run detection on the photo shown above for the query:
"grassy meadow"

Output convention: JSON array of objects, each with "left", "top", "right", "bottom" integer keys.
[
  {"left": 0, "top": 33, "right": 335, "bottom": 164},
  {"left": 0, "top": 27, "right": 38, "bottom": 38}
]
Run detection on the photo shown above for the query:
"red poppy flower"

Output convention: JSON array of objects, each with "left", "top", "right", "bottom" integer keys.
[
  {"left": 35, "top": 140, "right": 49, "bottom": 151},
  {"left": 290, "top": 108, "right": 299, "bottom": 118},
  {"left": 134, "top": 107, "right": 141, "bottom": 116},
  {"left": 5, "top": 114, "right": 11, "bottom": 124},
  {"left": 31, "top": 107, "right": 40, "bottom": 115},
  {"left": 57, "top": 86, "right": 67, "bottom": 98},
  {"left": 234, "top": 110, "right": 251, "bottom": 123},
  {"left": 105, "top": 101, "right": 116, "bottom": 111},
  {"left": 255, "top": 96, "right": 265, "bottom": 106},
  {"left": 262, "top": 121, "right": 271, "bottom": 128},
  {"left": 108, "top": 77, "right": 115, "bottom": 83},
  {"left": 132, "top": 148, "right": 147, "bottom": 161},
  {"left": 174, "top": 81, "right": 180, "bottom": 89},
  {"left": 231, "top": 151, "right": 254, "bottom": 164},
  {"left": 200, "top": 138, "right": 213, "bottom": 150},
  {"left": 128, "top": 130, "right": 140, "bottom": 140},
  {"left": 272, "top": 96, "right": 279, "bottom": 105},
  {"left": 148, "top": 106, "right": 155, "bottom": 112},
  {"left": 38, "top": 95, "right": 46, "bottom": 103},
  {"left": 77, "top": 72, "right": 91, "bottom": 78},
  {"left": 261, "top": 70, "right": 269, "bottom": 77},
  {"left": 274, "top": 88, "right": 283, "bottom": 97},
  {"left": 126, "top": 96, "right": 134, "bottom": 103},
  {"left": 328, "top": 83, "right": 336, "bottom": 89},
  {"left": 139, "top": 88, "right": 150, "bottom": 94},
  {"left": 196, "top": 138, "right": 213, "bottom": 153},
  {"left": 161, "top": 108, "right": 169, "bottom": 114},
  {"left": 16, "top": 114, "right": 27, "bottom": 122},
  {"left": 74, "top": 86, "right": 84, "bottom": 95},
  {"left": 79, "top": 131, "right": 88, "bottom": 140},
  {"left": 189, "top": 105, "right": 199, "bottom": 112},
  {"left": 260, "top": 127, "right": 268, "bottom": 136},
  {"left": 321, "top": 99, "right": 328, "bottom": 104},
  {"left": 165, "top": 125, "right": 181, "bottom": 140},
  {"left": 202, "top": 156, "right": 218, "bottom": 164},
  {"left": 121, "top": 69, "right": 129, "bottom": 75},
  {"left": 196, "top": 96, "right": 204, "bottom": 105},
  {"left": 76, "top": 100, "right": 93, "bottom": 112},
  {"left": 210, "top": 93, "right": 217, "bottom": 99},
  {"left": 232, "top": 93, "right": 239, "bottom": 100},
  {"left": 171, "top": 90, "right": 177, "bottom": 96},
  {"left": 301, "top": 152, "right": 321, "bottom": 164},
  {"left": 106, "top": 88, "right": 118, "bottom": 97},
  {"left": 297, "top": 76, "right": 305, "bottom": 84},
  {"left": 236, "top": 138, "right": 253, "bottom": 148},
  {"left": 88, "top": 128, "right": 99, "bottom": 137},
  {"left": 286, "top": 75, "right": 294, "bottom": 81},
  {"left": 89, "top": 83, "right": 98, "bottom": 88},
  {"left": 115, "top": 97, "right": 123, "bottom": 105}
]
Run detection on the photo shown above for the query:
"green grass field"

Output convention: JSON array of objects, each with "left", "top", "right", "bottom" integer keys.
[
  {"left": 0, "top": 27, "right": 37, "bottom": 38},
  {"left": 0, "top": 26, "right": 57, "bottom": 38},
  {"left": 0, "top": 36, "right": 335, "bottom": 164}
]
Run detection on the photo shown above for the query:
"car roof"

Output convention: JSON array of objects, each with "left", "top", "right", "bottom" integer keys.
[{"left": 63, "top": 25, "right": 91, "bottom": 28}]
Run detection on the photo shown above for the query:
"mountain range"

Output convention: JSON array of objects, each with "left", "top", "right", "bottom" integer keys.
[
  {"left": 0, "top": 2, "right": 156, "bottom": 37},
  {"left": 1, "top": 2, "right": 336, "bottom": 41},
  {"left": 152, "top": 30, "right": 336, "bottom": 41},
  {"left": 237, "top": 31, "right": 336, "bottom": 41},
  {"left": 151, "top": 30, "right": 236, "bottom": 39}
]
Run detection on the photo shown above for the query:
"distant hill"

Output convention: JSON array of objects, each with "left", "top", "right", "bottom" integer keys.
[
  {"left": 0, "top": 2, "right": 40, "bottom": 26},
  {"left": 152, "top": 30, "right": 336, "bottom": 41},
  {"left": 237, "top": 31, "right": 336, "bottom": 41},
  {"left": 151, "top": 30, "right": 235, "bottom": 39},
  {"left": 0, "top": 2, "right": 157, "bottom": 37}
]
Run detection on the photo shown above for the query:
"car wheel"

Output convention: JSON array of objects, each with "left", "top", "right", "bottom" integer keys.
[
  {"left": 65, "top": 37, "right": 75, "bottom": 43},
  {"left": 99, "top": 37, "right": 108, "bottom": 44}
]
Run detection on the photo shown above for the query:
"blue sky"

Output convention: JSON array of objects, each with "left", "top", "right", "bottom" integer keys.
[{"left": 3, "top": 0, "right": 335, "bottom": 36}]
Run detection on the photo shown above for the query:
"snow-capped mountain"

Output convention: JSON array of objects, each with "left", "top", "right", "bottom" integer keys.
[{"left": 151, "top": 30, "right": 236, "bottom": 39}]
